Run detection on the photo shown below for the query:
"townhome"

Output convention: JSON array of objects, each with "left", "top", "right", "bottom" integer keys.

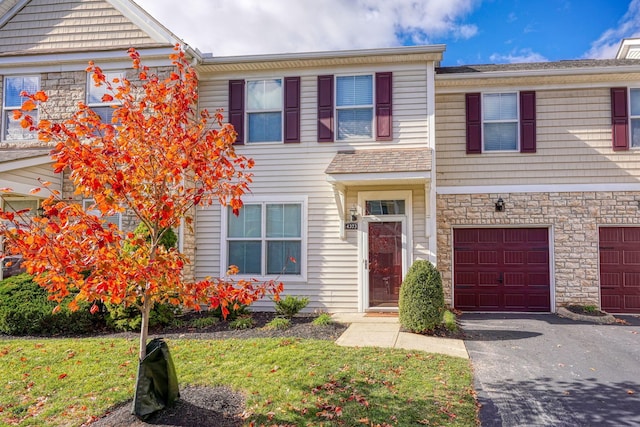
[
  {"left": 435, "top": 59, "right": 640, "bottom": 314},
  {"left": 193, "top": 47, "right": 443, "bottom": 312}
]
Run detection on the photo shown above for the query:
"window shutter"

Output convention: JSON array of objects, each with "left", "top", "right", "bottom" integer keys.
[
  {"left": 465, "top": 93, "right": 482, "bottom": 154},
  {"left": 376, "top": 72, "right": 392, "bottom": 141},
  {"left": 519, "top": 91, "right": 536, "bottom": 153},
  {"left": 284, "top": 77, "right": 301, "bottom": 143},
  {"left": 317, "top": 75, "right": 334, "bottom": 142},
  {"left": 611, "top": 87, "right": 629, "bottom": 151},
  {"left": 229, "top": 80, "right": 245, "bottom": 145}
]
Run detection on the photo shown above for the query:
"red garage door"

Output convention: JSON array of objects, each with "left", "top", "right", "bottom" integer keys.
[
  {"left": 454, "top": 228, "right": 551, "bottom": 312},
  {"left": 599, "top": 227, "right": 640, "bottom": 313}
]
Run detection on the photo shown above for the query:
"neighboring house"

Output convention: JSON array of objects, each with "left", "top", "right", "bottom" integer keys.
[
  {"left": 0, "top": 0, "right": 193, "bottom": 278},
  {"left": 2, "top": 0, "right": 640, "bottom": 315},
  {"left": 193, "top": 47, "right": 443, "bottom": 312},
  {"left": 435, "top": 59, "right": 640, "bottom": 314}
]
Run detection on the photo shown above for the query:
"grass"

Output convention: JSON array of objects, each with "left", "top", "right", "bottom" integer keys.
[
  {"left": 0, "top": 337, "right": 476, "bottom": 426},
  {"left": 443, "top": 309, "right": 459, "bottom": 332}
]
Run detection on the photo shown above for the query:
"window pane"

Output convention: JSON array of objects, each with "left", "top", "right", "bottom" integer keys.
[
  {"left": 631, "top": 89, "right": 640, "bottom": 116},
  {"left": 483, "top": 93, "right": 517, "bottom": 120},
  {"left": 228, "top": 241, "right": 262, "bottom": 274},
  {"left": 336, "top": 75, "right": 372, "bottom": 106},
  {"left": 484, "top": 122, "right": 518, "bottom": 151},
  {"left": 248, "top": 112, "right": 282, "bottom": 142},
  {"left": 632, "top": 118, "right": 640, "bottom": 148},
  {"left": 247, "top": 79, "right": 282, "bottom": 110},
  {"left": 337, "top": 108, "right": 373, "bottom": 140},
  {"left": 267, "top": 204, "right": 301, "bottom": 238},
  {"left": 92, "top": 106, "right": 116, "bottom": 124},
  {"left": 267, "top": 241, "right": 301, "bottom": 275},
  {"left": 4, "top": 77, "right": 38, "bottom": 108},
  {"left": 87, "top": 72, "right": 123, "bottom": 104},
  {"left": 4, "top": 111, "right": 37, "bottom": 140},
  {"left": 228, "top": 205, "right": 261, "bottom": 238},
  {"left": 365, "top": 200, "right": 405, "bottom": 215}
]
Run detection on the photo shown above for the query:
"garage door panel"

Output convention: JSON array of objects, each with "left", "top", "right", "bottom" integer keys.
[
  {"left": 453, "top": 228, "right": 550, "bottom": 312},
  {"left": 600, "top": 227, "right": 640, "bottom": 313},
  {"left": 454, "top": 250, "right": 476, "bottom": 264}
]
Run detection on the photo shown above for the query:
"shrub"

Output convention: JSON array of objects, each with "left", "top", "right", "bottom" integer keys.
[
  {"left": 264, "top": 317, "right": 291, "bottom": 330},
  {"left": 189, "top": 315, "right": 219, "bottom": 329},
  {"left": 312, "top": 313, "right": 333, "bottom": 326},
  {"left": 399, "top": 260, "right": 445, "bottom": 333},
  {"left": 211, "top": 303, "right": 250, "bottom": 321},
  {"left": 130, "top": 222, "right": 178, "bottom": 250},
  {"left": 442, "top": 310, "right": 458, "bottom": 332},
  {"left": 229, "top": 315, "right": 255, "bottom": 330},
  {"left": 104, "top": 302, "right": 178, "bottom": 332},
  {"left": 274, "top": 295, "right": 309, "bottom": 319},
  {"left": 0, "top": 274, "right": 102, "bottom": 335}
]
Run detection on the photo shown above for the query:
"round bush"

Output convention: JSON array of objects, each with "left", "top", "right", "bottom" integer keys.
[
  {"left": 398, "top": 260, "right": 445, "bottom": 333},
  {"left": 104, "top": 302, "right": 177, "bottom": 332},
  {"left": 0, "top": 274, "right": 102, "bottom": 335}
]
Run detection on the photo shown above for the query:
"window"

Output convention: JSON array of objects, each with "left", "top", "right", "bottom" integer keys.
[
  {"left": 226, "top": 201, "right": 303, "bottom": 276},
  {"left": 87, "top": 71, "right": 123, "bottom": 124},
  {"left": 83, "top": 199, "right": 121, "bottom": 228},
  {"left": 3, "top": 76, "right": 39, "bottom": 141},
  {"left": 336, "top": 75, "right": 373, "bottom": 140},
  {"left": 483, "top": 92, "right": 518, "bottom": 151},
  {"left": 246, "top": 79, "right": 282, "bottom": 143},
  {"left": 630, "top": 88, "right": 640, "bottom": 148},
  {"left": 1, "top": 197, "right": 39, "bottom": 222}
]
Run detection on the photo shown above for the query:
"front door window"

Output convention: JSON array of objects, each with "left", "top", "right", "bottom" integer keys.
[{"left": 368, "top": 221, "right": 402, "bottom": 308}]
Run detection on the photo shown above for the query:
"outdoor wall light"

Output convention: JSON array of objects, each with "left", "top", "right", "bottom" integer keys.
[
  {"left": 350, "top": 206, "right": 358, "bottom": 221},
  {"left": 495, "top": 197, "right": 505, "bottom": 212}
]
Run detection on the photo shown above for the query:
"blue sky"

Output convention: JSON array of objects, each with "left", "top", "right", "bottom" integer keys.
[{"left": 135, "top": 0, "right": 639, "bottom": 65}]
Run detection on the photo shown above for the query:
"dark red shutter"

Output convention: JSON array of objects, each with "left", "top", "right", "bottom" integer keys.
[
  {"left": 465, "top": 93, "right": 482, "bottom": 154},
  {"left": 520, "top": 91, "right": 536, "bottom": 153},
  {"left": 376, "top": 72, "right": 392, "bottom": 141},
  {"left": 284, "top": 77, "right": 300, "bottom": 143},
  {"left": 229, "top": 80, "right": 245, "bottom": 145},
  {"left": 317, "top": 75, "right": 334, "bottom": 142},
  {"left": 611, "top": 87, "right": 629, "bottom": 151}
]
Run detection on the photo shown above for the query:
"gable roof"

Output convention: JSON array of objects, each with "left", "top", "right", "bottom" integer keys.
[{"left": 0, "top": 0, "right": 186, "bottom": 57}]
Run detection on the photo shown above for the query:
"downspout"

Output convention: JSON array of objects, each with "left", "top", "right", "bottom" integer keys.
[{"left": 426, "top": 61, "right": 438, "bottom": 266}]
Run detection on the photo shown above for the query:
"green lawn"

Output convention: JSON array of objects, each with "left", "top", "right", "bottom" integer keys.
[{"left": 0, "top": 337, "right": 477, "bottom": 426}]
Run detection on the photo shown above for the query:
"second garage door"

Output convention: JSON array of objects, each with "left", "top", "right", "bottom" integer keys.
[
  {"left": 599, "top": 227, "right": 640, "bottom": 313},
  {"left": 454, "top": 228, "right": 551, "bottom": 312}
]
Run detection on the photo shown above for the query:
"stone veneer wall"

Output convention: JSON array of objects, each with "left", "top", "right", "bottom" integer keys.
[{"left": 437, "top": 191, "right": 640, "bottom": 310}]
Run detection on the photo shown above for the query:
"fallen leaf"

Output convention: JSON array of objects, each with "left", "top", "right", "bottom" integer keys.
[{"left": 58, "top": 373, "right": 67, "bottom": 380}]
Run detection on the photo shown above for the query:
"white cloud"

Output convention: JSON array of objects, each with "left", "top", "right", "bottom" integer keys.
[
  {"left": 134, "top": 0, "right": 479, "bottom": 56},
  {"left": 583, "top": 0, "right": 640, "bottom": 59},
  {"left": 489, "top": 48, "right": 548, "bottom": 64}
]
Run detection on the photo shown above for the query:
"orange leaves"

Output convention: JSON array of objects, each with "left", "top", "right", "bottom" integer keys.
[
  {"left": 21, "top": 99, "right": 37, "bottom": 112},
  {"left": 101, "top": 94, "right": 114, "bottom": 103}
]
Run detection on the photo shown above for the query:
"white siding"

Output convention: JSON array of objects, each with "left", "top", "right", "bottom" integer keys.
[
  {"left": 0, "top": 163, "right": 58, "bottom": 195},
  {"left": 195, "top": 63, "right": 434, "bottom": 312}
]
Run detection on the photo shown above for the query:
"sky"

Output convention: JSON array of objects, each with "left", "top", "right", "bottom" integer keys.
[{"left": 134, "top": 0, "right": 640, "bottom": 65}]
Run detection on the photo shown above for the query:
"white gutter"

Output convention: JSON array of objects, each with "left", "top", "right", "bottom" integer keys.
[{"left": 436, "top": 64, "right": 640, "bottom": 80}]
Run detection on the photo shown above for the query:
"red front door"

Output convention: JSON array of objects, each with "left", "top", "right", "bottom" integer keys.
[
  {"left": 368, "top": 221, "right": 402, "bottom": 308},
  {"left": 454, "top": 228, "right": 550, "bottom": 312}
]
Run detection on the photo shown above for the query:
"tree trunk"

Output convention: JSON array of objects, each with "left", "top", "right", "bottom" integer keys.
[{"left": 139, "top": 296, "right": 151, "bottom": 361}]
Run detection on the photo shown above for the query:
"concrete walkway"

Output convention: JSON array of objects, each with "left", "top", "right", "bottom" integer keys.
[{"left": 332, "top": 313, "right": 468, "bottom": 359}]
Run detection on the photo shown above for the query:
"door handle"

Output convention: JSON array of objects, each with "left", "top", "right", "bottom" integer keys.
[{"left": 497, "top": 273, "right": 503, "bottom": 284}]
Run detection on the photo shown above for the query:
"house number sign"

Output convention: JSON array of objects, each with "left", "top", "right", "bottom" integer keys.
[{"left": 345, "top": 222, "right": 358, "bottom": 230}]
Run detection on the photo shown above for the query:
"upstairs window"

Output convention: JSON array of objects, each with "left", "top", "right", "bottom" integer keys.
[
  {"left": 3, "top": 76, "right": 39, "bottom": 141},
  {"left": 87, "top": 71, "right": 123, "bottom": 124},
  {"left": 483, "top": 92, "right": 518, "bottom": 151},
  {"left": 83, "top": 199, "right": 121, "bottom": 228},
  {"left": 246, "top": 79, "right": 283, "bottom": 143},
  {"left": 336, "top": 75, "right": 373, "bottom": 140},
  {"left": 630, "top": 88, "right": 640, "bottom": 148}
]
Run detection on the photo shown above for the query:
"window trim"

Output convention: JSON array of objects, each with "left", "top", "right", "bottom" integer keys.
[
  {"left": 220, "top": 195, "right": 307, "bottom": 281},
  {"left": 2, "top": 75, "right": 40, "bottom": 141},
  {"left": 335, "top": 73, "right": 375, "bottom": 142},
  {"left": 245, "top": 77, "right": 284, "bottom": 144},
  {"left": 82, "top": 199, "right": 122, "bottom": 229},
  {"left": 629, "top": 87, "right": 640, "bottom": 149},
  {"left": 86, "top": 70, "right": 124, "bottom": 124},
  {"left": 481, "top": 91, "right": 520, "bottom": 152}
]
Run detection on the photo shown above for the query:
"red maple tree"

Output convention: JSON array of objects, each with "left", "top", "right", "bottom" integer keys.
[{"left": 0, "top": 46, "right": 283, "bottom": 361}]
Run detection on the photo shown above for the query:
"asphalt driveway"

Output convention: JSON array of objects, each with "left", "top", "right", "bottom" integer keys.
[{"left": 461, "top": 313, "right": 640, "bottom": 427}]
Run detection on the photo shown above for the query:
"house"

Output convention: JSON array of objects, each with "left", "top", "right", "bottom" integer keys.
[
  {"left": 435, "top": 59, "right": 640, "bottom": 314},
  {"left": 2, "top": 0, "right": 640, "bottom": 315},
  {"left": 0, "top": 0, "right": 194, "bottom": 278},
  {"left": 192, "top": 47, "right": 443, "bottom": 312}
]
